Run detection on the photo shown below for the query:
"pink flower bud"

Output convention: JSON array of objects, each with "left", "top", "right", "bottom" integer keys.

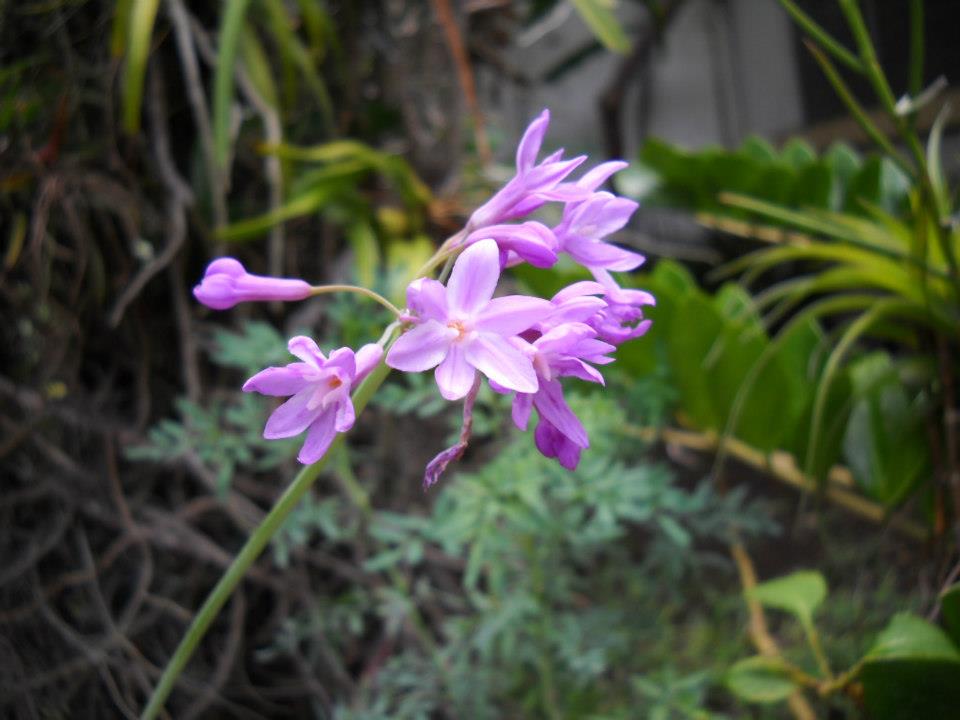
[{"left": 193, "top": 257, "right": 312, "bottom": 310}]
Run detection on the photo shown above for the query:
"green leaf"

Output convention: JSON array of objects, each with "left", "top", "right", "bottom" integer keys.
[
  {"left": 843, "top": 156, "right": 911, "bottom": 217},
  {"left": 213, "top": 0, "right": 256, "bottom": 167},
  {"left": 941, "top": 583, "right": 960, "bottom": 647},
  {"left": 739, "top": 135, "right": 777, "bottom": 162},
  {"left": 781, "top": 137, "right": 816, "bottom": 168},
  {"left": 748, "top": 571, "right": 827, "bottom": 628},
  {"left": 217, "top": 184, "right": 339, "bottom": 241},
  {"left": 121, "top": 0, "right": 160, "bottom": 133},
  {"left": 865, "top": 613, "right": 960, "bottom": 662},
  {"left": 926, "top": 102, "right": 951, "bottom": 219},
  {"left": 239, "top": 23, "right": 278, "bottom": 109},
  {"left": 823, "top": 141, "right": 862, "bottom": 208},
  {"left": 843, "top": 353, "right": 930, "bottom": 506},
  {"left": 667, "top": 292, "right": 724, "bottom": 430},
  {"left": 348, "top": 221, "right": 380, "bottom": 288},
  {"left": 569, "top": 0, "right": 630, "bottom": 54},
  {"left": 861, "top": 613, "right": 960, "bottom": 720},
  {"left": 725, "top": 656, "right": 797, "bottom": 704}
]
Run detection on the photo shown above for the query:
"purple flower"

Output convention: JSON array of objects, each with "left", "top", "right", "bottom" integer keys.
[
  {"left": 553, "top": 192, "right": 644, "bottom": 272},
  {"left": 387, "top": 239, "right": 550, "bottom": 400},
  {"left": 512, "top": 379, "right": 588, "bottom": 471},
  {"left": 551, "top": 274, "right": 655, "bottom": 345},
  {"left": 193, "top": 258, "right": 312, "bottom": 310},
  {"left": 496, "top": 322, "right": 615, "bottom": 470},
  {"left": 464, "top": 221, "right": 558, "bottom": 268},
  {"left": 243, "top": 337, "right": 382, "bottom": 464},
  {"left": 468, "top": 110, "right": 588, "bottom": 229}
]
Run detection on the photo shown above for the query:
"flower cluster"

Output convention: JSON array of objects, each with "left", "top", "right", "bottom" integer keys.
[{"left": 193, "top": 110, "right": 654, "bottom": 486}]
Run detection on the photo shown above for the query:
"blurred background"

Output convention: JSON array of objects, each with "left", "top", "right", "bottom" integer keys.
[{"left": 2, "top": 1, "right": 960, "bottom": 718}]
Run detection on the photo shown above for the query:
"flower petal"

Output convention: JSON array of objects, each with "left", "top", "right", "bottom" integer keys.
[
  {"left": 512, "top": 392, "right": 533, "bottom": 430},
  {"left": 435, "top": 345, "right": 476, "bottom": 401},
  {"left": 264, "top": 387, "right": 321, "bottom": 439},
  {"left": 324, "top": 347, "right": 357, "bottom": 379},
  {"left": 533, "top": 379, "right": 588, "bottom": 447},
  {"left": 551, "top": 281, "right": 606, "bottom": 304},
  {"left": 565, "top": 238, "right": 645, "bottom": 271},
  {"left": 355, "top": 343, "right": 384, "bottom": 382},
  {"left": 534, "top": 322, "right": 596, "bottom": 356},
  {"left": 288, "top": 336, "right": 326, "bottom": 367},
  {"left": 335, "top": 396, "right": 356, "bottom": 432},
  {"left": 474, "top": 295, "right": 553, "bottom": 336},
  {"left": 446, "top": 239, "right": 500, "bottom": 315},
  {"left": 515, "top": 109, "right": 549, "bottom": 173},
  {"left": 298, "top": 406, "right": 338, "bottom": 464},
  {"left": 534, "top": 419, "right": 582, "bottom": 470},
  {"left": 387, "top": 320, "right": 454, "bottom": 372},
  {"left": 406, "top": 277, "right": 448, "bottom": 322},
  {"left": 465, "top": 333, "right": 538, "bottom": 394},
  {"left": 243, "top": 364, "right": 311, "bottom": 396},
  {"left": 575, "top": 160, "right": 628, "bottom": 191}
]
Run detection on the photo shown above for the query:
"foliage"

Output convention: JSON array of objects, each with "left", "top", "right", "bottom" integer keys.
[
  {"left": 294, "top": 392, "right": 781, "bottom": 719},
  {"left": 625, "top": 0, "right": 958, "bottom": 532},
  {"left": 636, "top": 136, "right": 910, "bottom": 219},
  {"left": 727, "top": 569, "right": 960, "bottom": 720}
]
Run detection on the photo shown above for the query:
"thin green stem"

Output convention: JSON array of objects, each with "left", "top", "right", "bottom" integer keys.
[
  {"left": 803, "top": 41, "right": 911, "bottom": 173},
  {"left": 309, "top": 284, "right": 402, "bottom": 317},
  {"left": 140, "top": 360, "right": 392, "bottom": 720},
  {"left": 801, "top": 619, "right": 832, "bottom": 679},
  {"left": 143, "top": 223, "right": 463, "bottom": 717},
  {"left": 776, "top": 0, "right": 863, "bottom": 74},
  {"left": 839, "top": 0, "right": 897, "bottom": 111},
  {"left": 413, "top": 229, "right": 467, "bottom": 279}
]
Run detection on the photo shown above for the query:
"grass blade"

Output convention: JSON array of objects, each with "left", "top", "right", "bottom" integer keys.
[
  {"left": 121, "top": 0, "right": 160, "bottom": 133},
  {"left": 213, "top": 0, "right": 255, "bottom": 167},
  {"left": 569, "top": 0, "right": 631, "bottom": 54}
]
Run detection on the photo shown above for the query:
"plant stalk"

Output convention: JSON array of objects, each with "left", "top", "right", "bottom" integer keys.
[{"left": 140, "top": 360, "right": 392, "bottom": 719}]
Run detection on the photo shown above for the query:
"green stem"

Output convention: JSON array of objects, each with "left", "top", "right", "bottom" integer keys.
[
  {"left": 776, "top": 0, "right": 863, "bottom": 74},
  {"left": 801, "top": 618, "right": 832, "bottom": 679},
  {"left": 803, "top": 40, "right": 910, "bottom": 173},
  {"left": 309, "top": 284, "right": 402, "bottom": 317},
  {"left": 413, "top": 229, "right": 467, "bottom": 279},
  {"left": 140, "top": 360, "right": 392, "bottom": 720}
]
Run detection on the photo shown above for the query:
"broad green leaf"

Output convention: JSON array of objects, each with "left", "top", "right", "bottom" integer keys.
[
  {"left": 792, "top": 161, "right": 833, "bottom": 210},
  {"left": 213, "top": 0, "right": 256, "bottom": 166},
  {"left": 861, "top": 613, "right": 960, "bottom": 720},
  {"left": 939, "top": 583, "right": 960, "bottom": 647},
  {"left": 843, "top": 353, "right": 930, "bottom": 506},
  {"left": 570, "top": 0, "right": 631, "bottom": 54},
  {"left": 748, "top": 571, "right": 827, "bottom": 627},
  {"left": 865, "top": 612, "right": 960, "bottom": 661},
  {"left": 667, "top": 293, "right": 724, "bottom": 430},
  {"left": 121, "top": 0, "right": 160, "bottom": 133},
  {"left": 780, "top": 137, "right": 816, "bottom": 168},
  {"left": 725, "top": 656, "right": 797, "bottom": 704},
  {"left": 739, "top": 135, "right": 777, "bottom": 162},
  {"left": 823, "top": 141, "right": 861, "bottom": 208},
  {"left": 843, "top": 156, "right": 911, "bottom": 217}
]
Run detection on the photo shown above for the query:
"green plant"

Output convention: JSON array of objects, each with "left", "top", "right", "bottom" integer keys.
[
  {"left": 726, "top": 570, "right": 960, "bottom": 720},
  {"left": 628, "top": 0, "right": 958, "bottom": 539}
]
